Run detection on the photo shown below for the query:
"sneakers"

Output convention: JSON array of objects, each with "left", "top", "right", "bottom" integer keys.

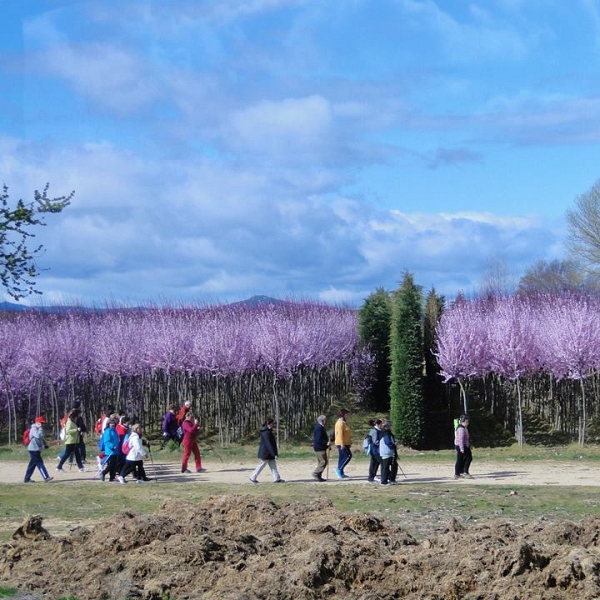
[
  {"left": 55, "top": 467, "right": 64, "bottom": 472},
  {"left": 196, "top": 468, "right": 206, "bottom": 473},
  {"left": 380, "top": 481, "right": 389, "bottom": 486},
  {"left": 374, "top": 476, "right": 381, "bottom": 482},
  {"left": 117, "top": 475, "right": 126, "bottom": 484},
  {"left": 249, "top": 477, "right": 258, "bottom": 484},
  {"left": 334, "top": 468, "right": 343, "bottom": 479},
  {"left": 44, "top": 476, "right": 54, "bottom": 483},
  {"left": 453, "top": 474, "right": 461, "bottom": 480},
  {"left": 78, "top": 468, "right": 86, "bottom": 472},
  {"left": 313, "top": 474, "right": 326, "bottom": 482},
  {"left": 182, "top": 468, "right": 191, "bottom": 474},
  {"left": 341, "top": 473, "right": 350, "bottom": 479},
  {"left": 23, "top": 479, "right": 35, "bottom": 483},
  {"left": 273, "top": 479, "right": 285, "bottom": 483},
  {"left": 463, "top": 473, "right": 474, "bottom": 479}
]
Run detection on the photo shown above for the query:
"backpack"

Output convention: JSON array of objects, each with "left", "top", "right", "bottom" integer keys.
[
  {"left": 94, "top": 414, "right": 106, "bottom": 435},
  {"left": 22, "top": 427, "right": 31, "bottom": 446},
  {"left": 362, "top": 435, "right": 371, "bottom": 455},
  {"left": 59, "top": 413, "right": 69, "bottom": 429},
  {"left": 121, "top": 434, "right": 132, "bottom": 455}
]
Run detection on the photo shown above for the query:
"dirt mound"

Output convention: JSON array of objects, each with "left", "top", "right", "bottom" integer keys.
[{"left": 2, "top": 495, "right": 600, "bottom": 599}]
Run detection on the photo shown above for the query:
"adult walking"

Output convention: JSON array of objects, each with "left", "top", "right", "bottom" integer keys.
[
  {"left": 334, "top": 408, "right": 352, "bottom": 479},
  {"left": 100, "top": 417, "right": 120, "bottom": 482},
  {"left": 454, "top": 414, "right": 473, "bottom": 479},
  {"left": 24, "top": 417, "right": 53, "bottom": 483},
  {"left": 181, "top": 411, "right": 204, "bottom": 473},
  {"left": 56, "top": 408, "right": 85, "bottom": 472},
  {"left": 117, "top": 424, "right": 149, "bottom": 483},
  {"left": 312, "top": 415, "right": 329, "bottom": 482},
  {"left": 367, "top": 419, "right": 383, "bottom": 482},
  {"left": 249, "top": 418, "right": 284, "bottom": 483},
  {"left": 160, "top": 405, "right": 179, "bottom": 448},
  {"left": 379, "top": 420, "right": 398, "bottom": 486}
]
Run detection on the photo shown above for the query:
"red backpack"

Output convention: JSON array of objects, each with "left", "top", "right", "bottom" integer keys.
[
  {"left": 94, "top": 414, "right": 106, "bottom": 435},
  {"left": 23, "top": 428, "right": 31, "bottom": 446}
]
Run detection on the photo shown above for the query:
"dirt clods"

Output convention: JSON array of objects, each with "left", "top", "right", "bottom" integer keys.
[{"left": 2, "top": 495, "right": 600, "bottom": 599}]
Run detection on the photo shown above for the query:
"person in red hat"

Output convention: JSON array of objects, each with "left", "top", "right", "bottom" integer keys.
[{"left": 24, "top": 416, "right": 53, "bottom": 483}]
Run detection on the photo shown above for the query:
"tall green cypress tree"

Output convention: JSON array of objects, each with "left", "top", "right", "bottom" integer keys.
[
  {"left": 423, "top": 288, "right": 446, "bottom": 447},
  {"left": 358, "top": 288, "right": 392, "bottom": 410},
  {"left": 389, "top": 273, "right": 425, "bottom": 448}
]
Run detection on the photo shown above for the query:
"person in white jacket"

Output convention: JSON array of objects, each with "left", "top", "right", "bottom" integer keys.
[{"left": 117, "top": 424, "right": 149, "bottom": 483}]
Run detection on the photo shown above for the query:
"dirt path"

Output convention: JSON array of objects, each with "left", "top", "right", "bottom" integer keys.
[{"left": 3, "top": 456, "right": 600, "bottom": 486}]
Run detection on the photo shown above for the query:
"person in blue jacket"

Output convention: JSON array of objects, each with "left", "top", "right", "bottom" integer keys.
[
  {"left": 100, "top": 417, "right": 120, "bottom": 481},
  {"left": 379, "top": 420, "right": 398, "bottom": 486}
]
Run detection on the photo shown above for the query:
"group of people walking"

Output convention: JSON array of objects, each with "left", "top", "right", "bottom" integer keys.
[
  {"left": 23, "top": 402, "right": 473, "bottom": 485},
  {"left": 308, "top": 409, "right": 400, "bottom": 486}
]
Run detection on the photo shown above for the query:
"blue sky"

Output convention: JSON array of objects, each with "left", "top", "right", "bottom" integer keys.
[{"left": 2, "top": 0, "right": 600, "bottom": 307}]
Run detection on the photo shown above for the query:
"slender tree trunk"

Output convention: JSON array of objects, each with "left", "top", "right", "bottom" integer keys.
[
  {"left": 516, "top": 378, "right": 524, "bottom": 446},
  {"left": 579, "top": 378, "right": 586, "bottom": 446}
]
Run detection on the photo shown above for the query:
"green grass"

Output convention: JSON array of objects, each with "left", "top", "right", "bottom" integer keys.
[
  {"left": 1, "top": 476, "right": 599, "bottom": 543},
  {"left": 0, "top": 589, "right": 17, "bottom": 598}
]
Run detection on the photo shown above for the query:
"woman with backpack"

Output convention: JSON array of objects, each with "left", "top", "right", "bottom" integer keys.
[
  {"left": 56, "top": 408, "right": 85, "bottom": 473},
  {"left": 24, "top": 417, "right": 53, "bottom": 483},
  {"left": 117, "top": 424, "right": 149, "bottom": 483}
]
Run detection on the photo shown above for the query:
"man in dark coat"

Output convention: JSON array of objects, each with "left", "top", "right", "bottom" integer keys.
[
  {"left": 249, "top": 418, "right": 284, "bottom": 483},
  {"left": 312, "top": 415, "right": 330, "bottom": 481}
]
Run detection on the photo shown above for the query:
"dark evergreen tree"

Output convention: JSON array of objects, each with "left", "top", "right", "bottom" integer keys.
[
  {"left": 358, "top": 287, "right": 392, "bottom": 410},
  {"left": 423, "top": 288, "right": 446, "bottom": 447},
  {"left": 389, "top": 273, "right": 425, "bottom": 448}
]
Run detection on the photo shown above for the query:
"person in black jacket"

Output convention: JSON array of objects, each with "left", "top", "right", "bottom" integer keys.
[
  {"left": 249, "top": 418, "right": 284, "bottom": 483},
  {"left": 312, "top": 415, "right": 330, "bottom": 481}
]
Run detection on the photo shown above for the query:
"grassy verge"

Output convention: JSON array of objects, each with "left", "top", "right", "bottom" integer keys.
[{"left": 1, "top": 478, "right": 599, "bottom": 543}]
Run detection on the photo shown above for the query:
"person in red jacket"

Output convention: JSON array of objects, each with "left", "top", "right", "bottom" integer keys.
[
  {"left": 181, "top": 411, "right": 204, "bottom": 474},
  {"left": 176, "top": 400, "right": 192, "bottom": 425}
]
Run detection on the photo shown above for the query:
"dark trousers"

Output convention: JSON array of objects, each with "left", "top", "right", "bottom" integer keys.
[
  {"left": 120, "top": 459, "right": 147, "bottom": 480},
  {"left": 455, "top": 446, "right": 473, "bottom": 475},
  {"left": 57, "top": 444, "right": 83, "bottom": 470},
  {"left": 25, "top": 451, "right": 50, "bottom": 481},
  {"left": 337, "top": 445, "right": 352, "bottom": 473},
  {"left": 368, "top": 454, "right": 381, "bottom": 480},
  {"left": 101, "top": 454, "right": 119, "bottom": 481},
  {"left": 381, "top": 456, "right": 398, "bottom": 484}
]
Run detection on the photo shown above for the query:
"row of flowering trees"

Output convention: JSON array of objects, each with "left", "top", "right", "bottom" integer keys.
[
  {"left": 435, "top": 293, "right": 600, "bottom": 445},
  {"left": 0, "top": 301, "right": 365, "bottom": 444}
]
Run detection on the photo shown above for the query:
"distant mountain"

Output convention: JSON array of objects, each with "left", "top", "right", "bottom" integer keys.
[
  {"left": 0, "top": 301, "right": 30, "bottom": 312},
  {"left": 228, "top": 295, "right": 287, "bottom": 308},
  {"left": 0, "top": 296, "right": 288, "bottom": 313}
]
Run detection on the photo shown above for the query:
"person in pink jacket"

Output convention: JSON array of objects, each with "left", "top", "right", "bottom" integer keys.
[
  {"left": 454, "top": 414, "right": 473, "bottom": 479},
  {"left": 181, "top": 412, "right": 205, "bottom": 474}
]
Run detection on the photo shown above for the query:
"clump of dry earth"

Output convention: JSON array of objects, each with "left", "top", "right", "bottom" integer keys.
[{"left": 2, "top": 494, "right": 600, "bottom": 599}]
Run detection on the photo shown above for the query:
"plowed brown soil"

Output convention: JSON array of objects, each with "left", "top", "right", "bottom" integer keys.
[{"left": 3, "top": 494, "right": 600, "bottom": 600}]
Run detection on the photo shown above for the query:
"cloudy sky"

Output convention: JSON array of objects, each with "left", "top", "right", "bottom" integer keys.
[{"left": 2, "top": 0, "right": 600, "bottom": 307}]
